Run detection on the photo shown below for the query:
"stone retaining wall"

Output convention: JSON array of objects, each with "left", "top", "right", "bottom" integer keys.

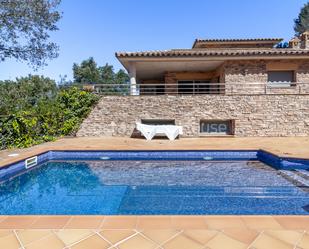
[{"left": 77, "top": 95, "right": 309, "bottom": 137}]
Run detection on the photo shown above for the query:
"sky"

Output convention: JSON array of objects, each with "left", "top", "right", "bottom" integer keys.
[{"left": 0, "top": 0, "right": 308, "bottom": 81}]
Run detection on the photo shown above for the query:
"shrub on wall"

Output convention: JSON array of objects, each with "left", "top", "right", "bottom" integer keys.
[{"left": 0, "top": 86, "right": 99, "bottom": 149}]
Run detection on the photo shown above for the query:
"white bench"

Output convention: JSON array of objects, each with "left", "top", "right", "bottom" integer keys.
[{"left": 136, "top": 123, "right": 183, "bottom": 141}]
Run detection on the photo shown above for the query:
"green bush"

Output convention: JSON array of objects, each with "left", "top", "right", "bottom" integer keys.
[
  {"left": 0, "top": 75, "right": 58, "bottom": 115},
  {"left": 0, "top": 86, "right": 99, "bottom": 149}
]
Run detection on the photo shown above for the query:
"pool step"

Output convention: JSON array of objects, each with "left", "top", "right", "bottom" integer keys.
[
  {"left": 296, "top": 169, "right": 309, "bottom": 180},
  {"left": 121, "top": 185, "right": 307, "bottom": 198},
  {"left": 118, "top": 186, "right": 309, "bottom": 215},
  {"left": 280, "top": 170, "right": 309, "bottom": 187}
]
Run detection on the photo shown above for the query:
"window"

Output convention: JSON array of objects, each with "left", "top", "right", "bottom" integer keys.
[
  {"left": 140, "top": 85, "right": 165, "bottom": 95},
  {"left": 200, "top": 120, "right": 234, "bottom": 135},
  {"left": 267, "top": 71, "right": 295, "bottom": 87},
  {"left": 178, "top": 80, "right": 196, "bottom": 94}
]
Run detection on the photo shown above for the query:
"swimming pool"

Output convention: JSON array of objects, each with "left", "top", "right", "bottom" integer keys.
[{"left": 0, "top": 150, "right": 308, "bottom": 215}]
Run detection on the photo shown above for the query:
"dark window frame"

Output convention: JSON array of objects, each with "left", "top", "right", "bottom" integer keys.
[
  {"left": 267, "top": 71, "right": 296, "bottom": 88},
  {"left": 141, "top": 119, "right": 176, "bottom": 125}
]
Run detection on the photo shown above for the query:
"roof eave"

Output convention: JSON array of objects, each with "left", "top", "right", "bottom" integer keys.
[{"left": 192, "top": 38, "right": 284, "bottom": 48}]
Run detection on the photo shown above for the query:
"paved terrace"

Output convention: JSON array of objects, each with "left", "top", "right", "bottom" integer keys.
[
  {"left": 0, "top": 137, "right": 309, "bottom": 249},
  {"left": 0, "top": 216, "right": 308, "bottom": 248}
]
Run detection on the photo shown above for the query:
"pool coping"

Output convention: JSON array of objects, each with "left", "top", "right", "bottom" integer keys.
[
  {"left": 2, "top": 148, "right": 257, "bottom": 168},
  {"left": 1, "top": 148, "right": 309, "bottom": 173},
  {"left": 0, "top": 215, "right": 307, "bottom": 229}
]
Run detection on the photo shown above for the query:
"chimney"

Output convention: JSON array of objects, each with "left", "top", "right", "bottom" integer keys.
[
  {"left": 300, "top": 31, "right": 309, "bottom": 49},
  {"left": 289, "top": 37, "right": 300, "bottom": 49}
]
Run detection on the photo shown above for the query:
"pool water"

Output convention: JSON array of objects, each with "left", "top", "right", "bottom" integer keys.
[{"left": 0, "top": 160, "right": 308, "bottom": 215}]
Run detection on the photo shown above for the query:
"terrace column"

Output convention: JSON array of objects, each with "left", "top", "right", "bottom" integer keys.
[{"left": 128, "top": 62, "right": 138, "bottom": 95}]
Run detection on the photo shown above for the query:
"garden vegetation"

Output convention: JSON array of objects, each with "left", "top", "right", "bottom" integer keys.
[{"left": 0, "top": 75, "right": 99, "bottom": 149}]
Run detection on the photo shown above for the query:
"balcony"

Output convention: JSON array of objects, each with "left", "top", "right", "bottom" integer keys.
[{"left": 83, "top": 82, "right": 309, "bottom": 96}]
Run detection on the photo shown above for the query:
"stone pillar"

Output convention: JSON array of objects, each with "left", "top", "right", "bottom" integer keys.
[
  {"left": 128, "top": 62, "right": 138, "bottom": 95},
  {"left": 164, "top": 72, "right": 178, "bottom": 95}
]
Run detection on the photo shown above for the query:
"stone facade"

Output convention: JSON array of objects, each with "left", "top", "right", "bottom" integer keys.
[
  {"left": 224, "top": 60, "right": 309, "bottom": 94},
  {"left": 77, "top": 95, "right": 309, "bottom": 137}
]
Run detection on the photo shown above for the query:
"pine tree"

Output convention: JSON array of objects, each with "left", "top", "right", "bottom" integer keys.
[
  {"left": 72, "top": 57, "right": 100, "bottom": 84},
  {"left": 294, "top": 2, "right": 309, "bottom": 35}
]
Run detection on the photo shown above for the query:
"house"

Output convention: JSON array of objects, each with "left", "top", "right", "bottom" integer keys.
[
  {"left": 116, "top": 32, "right": 309, "bottom": 96},
  {"left": 77, "top": 33, "right": 309, "bottom": 138}
]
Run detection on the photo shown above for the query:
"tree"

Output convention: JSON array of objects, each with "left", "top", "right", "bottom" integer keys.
[
  {"left": 114, "top": 69, "right": 129, "bottom": 85},
  {"left": 294, "top": 2, "right": 309, "bottom": 35},
  {"left": 99, "top": 64, "right": 115, "bottom": 84},
  {"left": 0, "top": 75, "right": 57, "bottom": 115},
  {"left": 73, "top": 58, "right": 129, "bottom": 85},
  {"left": 72, "top": 58, "right": 129, "bottom": 94},
  {"left": 73, "top": 57, "right": 100, "bottom": 84},
  {"left": 0, "top": 0, "right": 61, "bottom": 67}
]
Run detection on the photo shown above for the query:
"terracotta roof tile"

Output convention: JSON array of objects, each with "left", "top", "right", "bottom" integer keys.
[
  {"left": 194, "top": 38, "right": 283, "bottom": 43},
  {"left": 192, "top": 38, "right": 284, "bottom": 48},
  {"left": 116, "top": 49, "right": 309, "bottom": 58}
]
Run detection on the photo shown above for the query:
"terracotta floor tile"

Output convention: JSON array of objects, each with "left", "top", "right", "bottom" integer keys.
[
  {"left": 0, "top": 216, "right": 8, "bottom": 223},
  {"left": 0, "top": 216, "right": 39, "bottom": 229},
  {"left": 137, "top": 216, "right": 171, "bottom": 229},
  {"left": 70, "top": 234, "right": 111, "bottom": 249},
  {"left": 241, "top": 216, "right": 283, "bottom": 230},
  {"left": 101, "top": 216, "right": 137, "bottom": 229},
  {"left": 55, "top": 229, "right": 94, "bottom": 246},
  {"left": 205, "top": 216, "right": 247, "bottom": 229},
  {"left": 265, "top": 230, "right": 303, "bottom": 246},
  {"left": 16, "top": 230, "right": 52, "bottom": 245},
  {"left": 183, "top": 230, "right": 218, "bottom": 245},
  {"left": 64, "top": 216, "right": 104, "bottom": 229},
  {"left": 99, "top": 229, "right": 136, "bottom": 244},
  {"left": 25, "top": 233, "right": 65, "bottom": 249},
  {"left": 250, "top": 233, "right": 293, "bottom": 249},
  {"left": 171, "top": 216, "right": 207, "bottom": 229},
  {"left": 29, "top": 216, "right": 70, "bottom": 229},
  {"left": 0, "top": 233, "right": 20, "bottom": 249},
  {"left": 162, "top": 234, "right": 204, "bottom": 249},
  {"left": 297, "top": 233, "right": 309, "bottom": 249},
  {"left": 0, "top": 230, "right": 14, "bottom": 238},
  {"left": 141, "top": 230, "right": 179, "bottom": 245},
  {"left": 206, "top": 232, "right": 248, "bottom": 249},
  {"left": 274, "top": 216, "right": 309, "bottom": 230},
  {"left": 222, "top": 228, "right": 259, "bottom": 244},
  {"left": 118, "top": 234, "right": 157, "bottom": 249}
]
